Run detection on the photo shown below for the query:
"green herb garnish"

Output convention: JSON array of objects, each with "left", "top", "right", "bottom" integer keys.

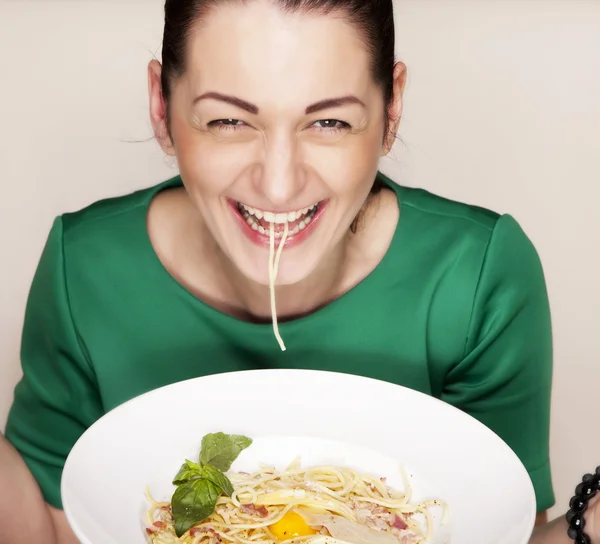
[
  {"left": 171, "top": 433, "right": 252, "bottom": 537},
  {"left": 200, "top": 433, "right": 253, "bottom": 472}
]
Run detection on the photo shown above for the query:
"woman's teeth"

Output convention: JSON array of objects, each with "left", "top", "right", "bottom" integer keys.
[{"left": 238, "top": 202, "right": 319, "bottom": 237}]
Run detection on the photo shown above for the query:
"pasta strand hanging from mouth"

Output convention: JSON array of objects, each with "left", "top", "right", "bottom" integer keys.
[{"left": 269, "top": 220, "right": 290, "bottom": 352}]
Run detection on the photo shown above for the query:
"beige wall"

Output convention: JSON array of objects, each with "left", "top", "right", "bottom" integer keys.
[{"left": 1, "top": 0, "right": 598, "bottom": 519}]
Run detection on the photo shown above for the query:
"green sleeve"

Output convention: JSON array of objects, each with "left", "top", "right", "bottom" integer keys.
[
  {"left": 441, "top": 214, "right": 555, "bottom": 512},
  {"left": 5, "top": 217, "right": 103, "bottom": 509}
]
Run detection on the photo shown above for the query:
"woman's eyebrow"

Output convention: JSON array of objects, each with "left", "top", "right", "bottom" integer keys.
[
  {"left": 192, "top": 92, "right": 366, "bottom": 115},
  {"left": 305, "top": 96, "right": 366, "bottom": 114},
  {"left": 193, "top": 92, "right": 259, "bottom": 114}
]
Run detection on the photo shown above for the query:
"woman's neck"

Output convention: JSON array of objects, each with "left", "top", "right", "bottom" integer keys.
[{"left": 213, "top": 235, "right": 350, "bottom": 322}]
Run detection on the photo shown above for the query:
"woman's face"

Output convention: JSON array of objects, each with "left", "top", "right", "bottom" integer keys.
[{"left": 155, "top": 1, "right": 399, "bottom": 287}]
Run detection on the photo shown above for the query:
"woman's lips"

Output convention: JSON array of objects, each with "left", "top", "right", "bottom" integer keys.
[{"left": 228, "top": 199, "right": 329, "bottom": 248}]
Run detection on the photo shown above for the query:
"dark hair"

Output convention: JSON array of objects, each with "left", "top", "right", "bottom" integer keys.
[{"left": 160, "top": 0, "right": 394, "bottom": 225}]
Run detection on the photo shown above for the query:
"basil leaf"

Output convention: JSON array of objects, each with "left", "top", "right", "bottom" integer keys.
[
  {"left": 201, "top": 465, "right": 234, "bottom": 497},
  {"left": 199, "top": 433, "right": 253, "bottom": 472},
  {"left": 173, "top": 459, "right": 203, "bottom": 485},
  {"left": 172, "top": 479, "right": 220, "bottom": 537}
]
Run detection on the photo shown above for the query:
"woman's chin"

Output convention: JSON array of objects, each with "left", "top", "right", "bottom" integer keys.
[
  {"left": 230, "top": 255, "right": 317, "bottom": 289},
  {"left": 241, "top": 267, "right": 316, "bottom": 289},
  {"left": 222, "top": 236, "right": 321, "bottom": 287}
]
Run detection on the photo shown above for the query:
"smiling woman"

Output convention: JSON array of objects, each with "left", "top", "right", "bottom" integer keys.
[{"left": 1, "top": 1, "right": 556, "bottom": 543}]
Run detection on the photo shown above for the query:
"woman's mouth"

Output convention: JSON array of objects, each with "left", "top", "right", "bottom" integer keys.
[{"left": 229, "top": 199, "right": 327, "bottom": 247}]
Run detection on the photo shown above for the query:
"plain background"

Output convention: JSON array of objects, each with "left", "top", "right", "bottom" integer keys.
[{"left": 1, "top": 0, "right": 599, "bottom": 519}]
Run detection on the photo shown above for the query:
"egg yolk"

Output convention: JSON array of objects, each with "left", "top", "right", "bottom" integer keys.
[{"left": 269, "top": 511, "right": 318, "bottom": 541}]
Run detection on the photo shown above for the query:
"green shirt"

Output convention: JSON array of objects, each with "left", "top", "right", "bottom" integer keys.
[{"left": 5, "top": 173, "right": 554, "bottom": 512}]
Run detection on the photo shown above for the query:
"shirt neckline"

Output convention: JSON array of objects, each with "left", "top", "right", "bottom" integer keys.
[{"left": 139, "top": 173, "right": 407, "bottom": 330}]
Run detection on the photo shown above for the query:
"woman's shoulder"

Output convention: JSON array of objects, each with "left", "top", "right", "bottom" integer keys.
[
  {"left": 378, "top": 173, "right": 539, "bottom": 264},
  {"left": 401, "top": 186, "right": 500, "bottom": 231},
  {"left": 43, "top": 175, "right": 184, "bottom": 286},
  {"left": 379, "top": 173, "right": 501, "bottom": 236},
  {"left": 378, "top": 172, "right": 543, "bottom": 289},
  {"left": 59, "top": 175, "right": 182, "bottom": 243}
]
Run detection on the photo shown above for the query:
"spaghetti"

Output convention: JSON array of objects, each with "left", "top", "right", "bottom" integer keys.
[
  {"left": 268, "top": 220, "right": 290, "bottom": 352},
  {"left": 145, "top": 459, "right": 447, "bottom": 544}
]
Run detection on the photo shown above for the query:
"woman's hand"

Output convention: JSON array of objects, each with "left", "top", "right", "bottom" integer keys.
[
  {"left": 530, "top": 496, "right": 600, "bottom": 544},
  {"left": 585, "top": 495, "right": 600, "bottom": 543}
]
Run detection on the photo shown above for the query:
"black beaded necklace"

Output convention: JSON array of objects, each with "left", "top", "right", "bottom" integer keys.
[{"left": 566, "top": 467, "right": 600, "bottom": 543}]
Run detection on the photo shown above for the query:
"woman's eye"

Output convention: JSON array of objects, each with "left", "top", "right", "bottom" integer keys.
[
  {"left": 208, "top": 119, "right": 246, "bottom": 129},
  {"left": 312, "top": 119, "right": 350, "bottom": 130}
]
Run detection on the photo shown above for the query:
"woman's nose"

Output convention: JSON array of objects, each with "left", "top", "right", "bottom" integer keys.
[{"left": 253, "top": 132, "right": 307, "bottom": 208}]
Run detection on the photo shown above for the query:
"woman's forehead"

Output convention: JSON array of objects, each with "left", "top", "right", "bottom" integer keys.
[{"left": 181, "top": 1, "right": 375, "bottom": 108}]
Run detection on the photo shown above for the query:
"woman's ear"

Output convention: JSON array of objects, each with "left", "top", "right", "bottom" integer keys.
[
  {"left": 383, "top": 62, "right": 407, "bottom": 155},
  {"left": 148, "top": 59, "right": 176, "bottom": 156}
]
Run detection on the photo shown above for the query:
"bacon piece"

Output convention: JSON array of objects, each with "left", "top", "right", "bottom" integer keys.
[
  {"left": 240, "top": 503, "right": 269, "bottom": 517},
  {"left": 391, "top": 514, "right": 408, "bottom": 530},
  {"left": 146, "top": 520, "right": 168, "bottom": 536},
  {"left": 189, "top": 526, "right": 222, "bottom": 542},
  {"left": 190, "top": 527, "right": 211, "bottom": 536}
]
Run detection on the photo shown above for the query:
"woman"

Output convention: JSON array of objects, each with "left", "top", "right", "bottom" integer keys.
[{"left": 0, "top": 0, "right": 558, "bottom": 542}]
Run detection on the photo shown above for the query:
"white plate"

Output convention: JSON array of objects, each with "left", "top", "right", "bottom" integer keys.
[{"left": 61, "top": 369, "right": 536, "bottom": 544}]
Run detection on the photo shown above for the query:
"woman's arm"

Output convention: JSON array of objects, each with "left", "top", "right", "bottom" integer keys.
[
  {"left": 529, "top": 516, "right": 570, "bottom": 544},
  {"left": 0, "top": 434, "right": 76, "bottom": 544},
  {"left": 530, "top": 496, "right": 599, "bottom": 544},
  {"left": 3, "top": 218, "right": 103, "bottom": 541},
  {"left": 537, "top": 512, "right": 549, "bottom": 526},
  {"left": 440, "top": 215, "right": 555, "bottom": 514}
]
